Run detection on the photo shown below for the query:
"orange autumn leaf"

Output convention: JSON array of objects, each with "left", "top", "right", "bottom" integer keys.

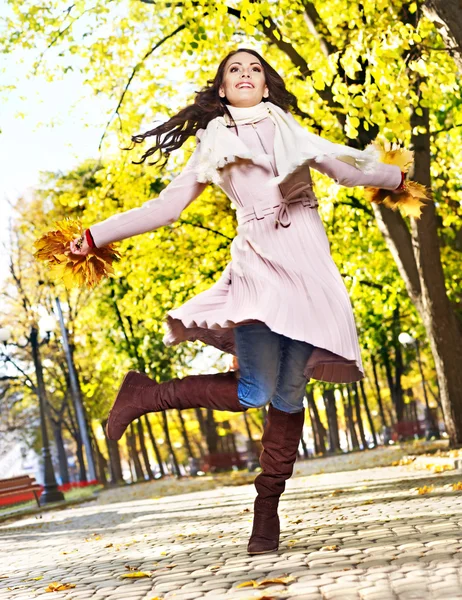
[
  {"left": 34, "top": 218, "right": 120, "bottom": 289},
  {"left": 45, "top": 582, "right": 76, "bottom": 592},
  {"left": 452, "top": 481, "right": 462, "bottom": 491}
]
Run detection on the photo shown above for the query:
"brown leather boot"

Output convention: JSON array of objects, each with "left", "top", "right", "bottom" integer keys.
[
  {"left": 247, "top": 404, "right": 305, "bottom": 555},
  {"left": 106, "top": 371, "right": 245, "bottom": 441}
]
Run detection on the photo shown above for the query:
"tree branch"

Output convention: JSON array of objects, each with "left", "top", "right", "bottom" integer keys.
[
  {"left": 177, "top": 220, "right": 233, "bottom": 241},
  {"left": 99, "top": 23, "right": 186, "bottom": 151},
  {"left": 372, "top": 203, "right": 422, "bottom": 310},
  {"left": 301, "top": 0, "right": 338, "bottom": 58},
  {"left": 0, "top": 353, "right": 36, "bottom": 392}
]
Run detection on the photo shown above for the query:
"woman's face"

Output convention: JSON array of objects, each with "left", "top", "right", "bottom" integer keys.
[{"left": 219, "top": 52, "right": 269, "bottom": 108}]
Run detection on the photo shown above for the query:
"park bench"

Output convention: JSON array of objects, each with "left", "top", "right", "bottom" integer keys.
[
  {"left": 392, "top": 420, "right": 426, "bottom": 441},
  {"left": 200, "top": 451, "right": 247, "bottom": 473},
  {"left": 0, "top": 475, "right": 42, "bottom": 508}
]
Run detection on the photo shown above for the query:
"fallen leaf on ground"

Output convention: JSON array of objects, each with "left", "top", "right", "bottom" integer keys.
[
  {"left": 321, "top": 545, "right": 340, "bottom": 551},
  {"left": 330, "top": 489, "right": 345, "bottom": 497},
  {"left": 119, "top": 571, "right": 152, "bottom": 579},
  {"left": 104, "top": 543, "right": 113, "bottom": 548},
  {"left": 452, "top": 481, "right": 462, "bottom": 491},
  {"left": 45, "top": 582, "right": 76, "bottom": 592},
  {"left": 84, "top": 533, "right": 102, "bottom": 542},
  {"left": 237, "top": 575, "right": 296, "bottom": 588},
  {"left": 392, "top": 457, "right": 415, "bottom": 466},
  {"left": 429, "top": 464, "right": 454, "bottom": 473},
  {"left": 331, "top": 506, "right": 341, "bottom": 510},
  {"left": 124, "top": 565, "right": 141, "bottom": 571},
  {"left": 417, "top": 485, "right": 435, "bottom": 495},
  {"left": 361, "top": 500, "right": 374, "bottom": 505}
]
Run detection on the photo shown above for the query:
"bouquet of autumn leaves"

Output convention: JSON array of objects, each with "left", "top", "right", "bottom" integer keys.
[
  {"left": 34, "top": 218, "right": 120, "bottom": 289},
  {"left": 364, "top": 142, "right": 430, "bottom": 218}
]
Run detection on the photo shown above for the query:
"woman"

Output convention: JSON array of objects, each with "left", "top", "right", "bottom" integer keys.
[{"left": 71, "top": 48, "right": 403, "bottom": 555}]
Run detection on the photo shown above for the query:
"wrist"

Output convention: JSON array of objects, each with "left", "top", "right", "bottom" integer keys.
[
  {"left": 395, "top": 171, "right": 406, "bottom": 191},
  {"left": 85, "top": 229, "right": 96, "bottom": 249}
]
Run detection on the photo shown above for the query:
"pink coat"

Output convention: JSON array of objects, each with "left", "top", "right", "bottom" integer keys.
[{"left": 90, "top": 117, "right": 401, "bottom": 383}]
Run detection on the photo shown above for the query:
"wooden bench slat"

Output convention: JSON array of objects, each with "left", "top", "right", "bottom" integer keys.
[
  {"left": 0, "top": 475, "right": 42, "bottom": 508},
  {"left": 0, "top": 485, "right": 42, "bottom": 498},
  {"left": 0, "top": 476, "right": 36, "bottom": 487}
]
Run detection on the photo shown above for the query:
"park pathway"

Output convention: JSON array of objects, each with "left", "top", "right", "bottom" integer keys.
[{"left": 1, "top": 464, "right": 462, "bottom": 600}]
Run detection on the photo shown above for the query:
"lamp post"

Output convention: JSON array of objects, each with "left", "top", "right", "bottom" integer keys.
[
  {"left": 54, "top": 297, "right": 97, "bottom": 482},
  {"left": 398, "top": 332, "right": 439, "bottom": 439},
  {"left": 0, "top": 323, "right": 65, "bottom": 504}
]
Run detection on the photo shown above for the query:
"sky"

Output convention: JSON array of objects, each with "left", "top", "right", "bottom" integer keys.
[{"left": 0, "top": 60, "right": 112, "bottom": 287}]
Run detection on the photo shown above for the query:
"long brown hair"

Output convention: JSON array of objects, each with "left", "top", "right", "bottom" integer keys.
[{"left": 132, "top": 48, "right": 299, "bottom": 165}]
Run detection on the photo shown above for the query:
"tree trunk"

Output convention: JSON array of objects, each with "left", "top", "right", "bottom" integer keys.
[
  {"left": 352, "top": 383, "right": 367, "bottom": 449},
  {"left": 359, "top": 380, "right": 378, "bottom": 447},
  {"left": 374, "top": 79, "right": 462, "bottom": 446},
  {"left": 205, "top": 408, "right": 218, "bottom": 454},
  {"left": 161, "top": 412, "right": 181, "bottom": 477},
  {"left": 89, "top": 423, "right": 107, "bottom": 485},
  {"left": 143, "top": 415, "right": 165, "bottom": 477},
  {"left": 176, "top": 409, "right": 195, "bottom": 459},
  {"left": 128, "top": 423, "right": 145, "bottom": 481},
  {"left": 192, "top": 433, "right": 206, "bottom": 458},
  {"left": 409, "top": 93, "right": 462, "bottom": 446},
  {"left": 137, "top": 419, "right": 154, "bottom": 480},
  {"left": 75, "top": 432, "right": 87, "bottom": 482},
  {"left": 370, "top": 354, "right": 389, "bottom": 428},
  {"left": 101, "top": 419, "right": 124, "bottom": 485},
  {"left": 345, "top": 387, "right": 360, "bottom": 450},
  {"left": 51, "top": 421, "right": 70, "bottom": 485},
  {"left": 381, "top": 345, "right": 404, "bottom": 423},
  {"left": 342, "top": 393, "right": 352, "bottom": 451},
  {"left": 323, "top": 389, "right": 341, "bottom": 452},
  {"left": 195, "top": 407, "right": 207, "bottom": 437},
  {"left": 306, "top": 390, "right": 326, "bottom": 455},
  {"left": 423, "top": 0, "right": 462, "bottom": 73},
  {"left": 300, "top": 432, "right": 310, "bottom": 459}
]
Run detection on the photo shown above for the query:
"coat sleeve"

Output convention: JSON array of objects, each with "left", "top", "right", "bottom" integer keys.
[
  {"left": 89, "top": 143, "right": 207, "bottom": 248},
  {"left": 309, "top": 155, "right": 402, "bottom": 190}
]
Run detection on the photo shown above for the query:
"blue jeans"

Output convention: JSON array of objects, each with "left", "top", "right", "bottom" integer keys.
[{"left": 234, "top": 322, "right": 314, "bottom": 414}]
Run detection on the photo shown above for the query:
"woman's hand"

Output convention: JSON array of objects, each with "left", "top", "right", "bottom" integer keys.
[{"left": 70, "top": 235, "right": 91, "bottom": 256}]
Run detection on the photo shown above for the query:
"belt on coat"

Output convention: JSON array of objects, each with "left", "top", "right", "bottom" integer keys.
[{"left": 235, "top": 182, "right": 319, "bottom": 228}]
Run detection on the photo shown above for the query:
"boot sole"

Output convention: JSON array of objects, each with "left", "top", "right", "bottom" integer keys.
[
  {"left": 105, "top": 371, "right": 139, "bottom": 440},
  {"left": 247, "top": 546, "right": 279, "bottom": 555}
]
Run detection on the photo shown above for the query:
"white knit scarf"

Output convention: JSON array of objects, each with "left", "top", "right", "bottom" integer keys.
[{"left": 195, "top": 101, "right": 380, "bottom": 185}]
